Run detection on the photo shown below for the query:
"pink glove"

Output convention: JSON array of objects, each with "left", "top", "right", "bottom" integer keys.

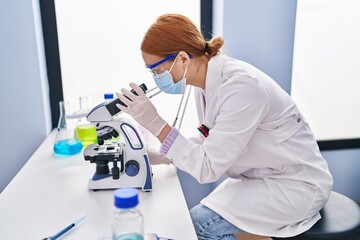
[
  {"left": 147, "top": 148, "right": 172, "bottom": 165},
  {"left": 116, "top": 82, "right": 167, "bottom": 137}
]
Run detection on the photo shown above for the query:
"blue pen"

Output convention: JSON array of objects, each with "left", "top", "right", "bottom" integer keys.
[{"left": 43, "top": 215, "right": 88, "bottom": 240}]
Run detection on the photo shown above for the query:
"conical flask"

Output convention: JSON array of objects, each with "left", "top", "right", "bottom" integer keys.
[{"left": 53, "top": 101, "right": 83, "bottom": 155}]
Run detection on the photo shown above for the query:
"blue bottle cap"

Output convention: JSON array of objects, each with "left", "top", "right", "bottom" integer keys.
[
  {"left": 104, "top": 93, "right": 114, "bottom": 100},
  {"left": 114, "top": 188, "right": 139, "bottom": 209}
]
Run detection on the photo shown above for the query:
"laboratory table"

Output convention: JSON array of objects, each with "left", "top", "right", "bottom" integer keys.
[{"left": 0, "top": 130, "right": 197, "bottom": 239}]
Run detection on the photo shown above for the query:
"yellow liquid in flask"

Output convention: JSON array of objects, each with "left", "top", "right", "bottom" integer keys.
[{"left": 75, "top": 124, "right": 97, "bottom": 147}]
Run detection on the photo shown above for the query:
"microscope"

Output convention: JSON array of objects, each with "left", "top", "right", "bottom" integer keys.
[{"left": 83, "top": 84, "right": 153, "bottom": 191}]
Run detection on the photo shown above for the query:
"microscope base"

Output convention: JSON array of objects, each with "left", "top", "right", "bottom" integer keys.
[{"left": 88, "top": 174, "right": 152, "bottom": 192}]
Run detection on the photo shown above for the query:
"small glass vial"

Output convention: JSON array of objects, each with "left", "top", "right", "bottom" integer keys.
[{"left": 112, "top": 188, "right": 144, "bottom": 240}]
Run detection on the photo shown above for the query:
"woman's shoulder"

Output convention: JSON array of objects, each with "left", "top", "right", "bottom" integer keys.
[{"left": 206, "top": 54, "right": 276, "bottom": 100}]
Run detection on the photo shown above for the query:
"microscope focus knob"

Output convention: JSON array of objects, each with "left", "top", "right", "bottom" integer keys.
[{"left": 125, "top": 160, "right": 140, "bottom": 177}]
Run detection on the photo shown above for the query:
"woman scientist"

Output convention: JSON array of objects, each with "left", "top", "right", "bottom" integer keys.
[{"left": 116, "top": 14, "right": 333, "bottom": 240}]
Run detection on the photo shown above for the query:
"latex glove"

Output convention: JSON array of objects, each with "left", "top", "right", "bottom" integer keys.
[
  {"left": 147, "top": 148, "right": 172, "bottom": 165},
  {"left": 116, "top": 82, "right": 167, "bottom": 137}
]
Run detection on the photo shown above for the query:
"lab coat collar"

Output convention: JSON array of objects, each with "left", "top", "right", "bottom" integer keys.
[
  {"left": 204, "top": 54, "right": 226, "bottom": 99},
  {"left": 194, "top": 54, "right": 226, "bottom": 123}
]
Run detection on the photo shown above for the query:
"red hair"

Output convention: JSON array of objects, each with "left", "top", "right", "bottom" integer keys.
[{"left": 141, "top": 14, "right": 224, "bottom": 58}]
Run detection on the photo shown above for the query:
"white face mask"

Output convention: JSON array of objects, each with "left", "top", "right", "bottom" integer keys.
[{"left": 153, "top": 56, "right": 188, "bottom": 94}]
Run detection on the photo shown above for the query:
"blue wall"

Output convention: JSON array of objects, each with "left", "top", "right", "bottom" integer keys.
[
  {"left": 322, "top": 149, "right": 360, "bottom": 201},
  {"left": 0, "top": 0, "right": 51, "bottom": 192},
  {"left": 221, "top": 0, "right": 296, "bottom": 93}
]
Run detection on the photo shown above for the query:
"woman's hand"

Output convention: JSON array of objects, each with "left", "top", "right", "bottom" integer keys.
[
  {"left": 147, "top": 148, "right": 172, "bottom": 165},
  {"left": 116, "top": 82, "right": 167, "bottom": 137}
]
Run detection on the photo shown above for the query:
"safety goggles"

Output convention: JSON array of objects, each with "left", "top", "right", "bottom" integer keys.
[{"left": 145, "top": 53, "right": 178, "bottom": 78}]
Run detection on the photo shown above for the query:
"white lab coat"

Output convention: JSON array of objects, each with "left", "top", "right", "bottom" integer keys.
[{"left": 166, "top": 54, "right": 333, "bottom": 237}]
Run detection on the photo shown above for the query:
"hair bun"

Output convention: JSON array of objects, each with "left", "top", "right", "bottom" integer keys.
[{"left": 206, "top": 36, "right": 224, "bottom": 57}]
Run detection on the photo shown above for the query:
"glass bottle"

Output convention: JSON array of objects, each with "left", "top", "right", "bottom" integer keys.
[
  {"left": 75, "top": 96, "right": 97, "bottom": 147},
  {"left": 112, "top": 188, "right": 144, "bottom": 240},
  {"left": 53, "top": 101, "right": 83, "bottom": 155}
]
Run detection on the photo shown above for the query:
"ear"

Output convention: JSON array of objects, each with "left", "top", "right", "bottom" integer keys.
[{"left": 178, "top": 51, "right": 191, "bottom": 69}]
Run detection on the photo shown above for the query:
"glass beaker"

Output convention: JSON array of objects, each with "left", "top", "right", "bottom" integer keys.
[
  {"left": 53, "top": 101, "right": 83, "bottom": 155},
  {"left": 74, "top": 96, "right": 98, "bottom": 147}
]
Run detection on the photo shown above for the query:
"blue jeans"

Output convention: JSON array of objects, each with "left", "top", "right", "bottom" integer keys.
[{"left": 190, "top": 204, "right": 244, "bottom": 240}]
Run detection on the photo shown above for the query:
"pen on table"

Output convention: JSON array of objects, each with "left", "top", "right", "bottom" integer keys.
[{"left": 42, "top": 215, "right": 88, "bottom": 240}]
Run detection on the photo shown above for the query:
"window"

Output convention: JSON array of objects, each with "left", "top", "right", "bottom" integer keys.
[
  {"left": 291, "top": 0, "right": 360, "bottom": 149},
  {"left": 41, "top": 0, "right": 210, "bottom": 146}
]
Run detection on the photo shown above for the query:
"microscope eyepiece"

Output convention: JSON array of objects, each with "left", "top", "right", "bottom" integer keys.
[
  {"left": 131, "top": 83, "right": 147, "bottom": 95},
  {"left": 105, "top": 83, "right": 148, "bottom": 116}
]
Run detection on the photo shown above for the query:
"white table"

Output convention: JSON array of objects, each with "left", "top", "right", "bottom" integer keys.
[{"left": 0, "top": 130, "right": 197, "bottom": 239}]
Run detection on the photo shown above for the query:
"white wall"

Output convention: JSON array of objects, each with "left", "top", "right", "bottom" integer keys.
[
  {"left": 0, "top": 0, "right": 51, "bottom": 192},
  {"left": 216, "top": 0, "right": 360, "bottom": 202}
]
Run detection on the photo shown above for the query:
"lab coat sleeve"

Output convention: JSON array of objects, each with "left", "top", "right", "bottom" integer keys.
[{"left": 166, "top": 79, "right": 270, "bottom": 183}]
